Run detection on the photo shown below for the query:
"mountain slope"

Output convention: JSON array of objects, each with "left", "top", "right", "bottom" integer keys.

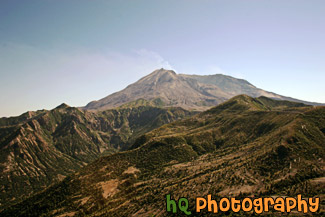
[
  {"left": 85, "top": 69, "right": 323, "bottom": 111},
  {"left": 5, "top": 96, "right": 324, "bottom": 216},
  {"left": 0, "top": 103, "right": 195, "bottom": 210}
]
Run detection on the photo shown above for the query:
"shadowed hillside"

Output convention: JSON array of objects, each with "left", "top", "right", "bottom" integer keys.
[{"left": 0, "top": 103, "right": 195, "bottom": 210}]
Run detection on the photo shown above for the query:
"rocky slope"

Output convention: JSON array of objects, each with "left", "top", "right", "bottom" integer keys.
[
  {"left": 85, "top": 69, "right": 323, "bottom": 111},
  {"left": 4, "top": 96, "right": 324, "bottom": 216},
  {"left": 0, "top": 103, "right": 194, "bottom": 209}
]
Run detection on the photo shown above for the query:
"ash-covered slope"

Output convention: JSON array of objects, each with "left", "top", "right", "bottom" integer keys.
[
  {"left": 4, "top": 96, "right": 324, "bottom": 216},
  {"left": 85, "top": 69, "right": 323, "bottom": 111},
  {"left": 183, "top": 73, "right": 322, "bottom": 105}
]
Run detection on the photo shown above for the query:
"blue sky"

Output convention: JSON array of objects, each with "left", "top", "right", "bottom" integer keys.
[{"left": 0, "top": 0, "right": 324, "bottom": 117}]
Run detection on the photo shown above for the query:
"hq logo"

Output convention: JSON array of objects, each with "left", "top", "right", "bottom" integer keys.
[{"left": 166, "top": 194, "right": 192, "bottom": 215}]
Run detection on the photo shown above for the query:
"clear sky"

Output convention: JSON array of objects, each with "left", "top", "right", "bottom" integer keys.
[{"left": 0, "top": 0, "right": 324, "bottom": 117}]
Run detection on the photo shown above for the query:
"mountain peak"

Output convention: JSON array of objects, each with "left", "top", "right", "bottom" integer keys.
[
  {"left": 84, "top": 69, "right": 321, "bottom": 111},
  {"left": 153, "top": 68, "right": 176, "bottom": 75},
  {"left": 55, "top": 103, "right": 70, "bottom": 109},
  {"left": 145, "top": 68, "right": 177, "bottom": 80},
  {"left": 132, "top": 68, "right": 179, "bottom": 87},
  {"left": 229, "top": 94, "right": 257, "bottom": 104}
]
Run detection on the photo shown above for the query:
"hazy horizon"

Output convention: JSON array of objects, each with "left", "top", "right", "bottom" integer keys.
[{"left": 1, "top": 0, "right": 324, "bottom": 117}]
